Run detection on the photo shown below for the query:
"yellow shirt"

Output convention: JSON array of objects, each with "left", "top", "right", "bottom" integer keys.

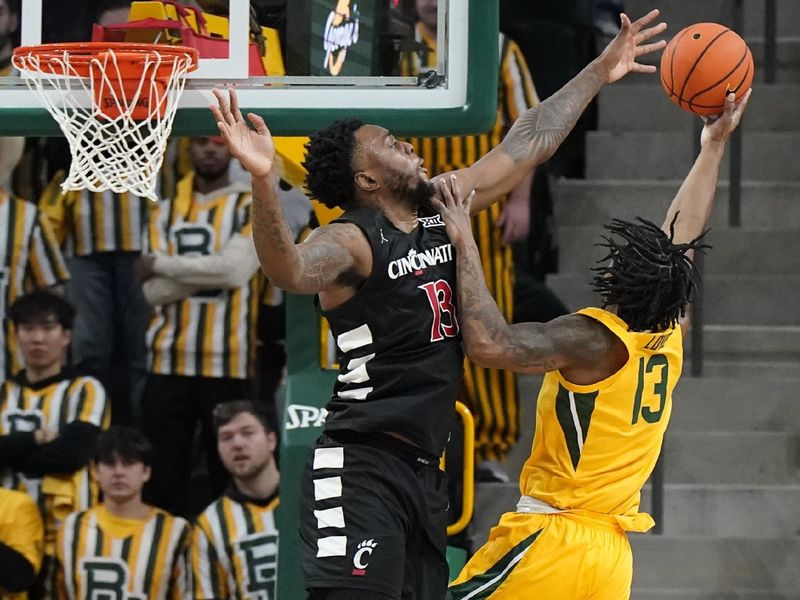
[
  {"left": 520, "top": 308, "right": 683, "bottom": 532},
  {"left": 0, "top": 489, "right": 44, "bottom": 600}
]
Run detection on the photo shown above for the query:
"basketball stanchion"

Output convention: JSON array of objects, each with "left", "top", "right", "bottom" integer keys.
[{"left": 12, "top": 42, "right": 199, "bottom": 201}]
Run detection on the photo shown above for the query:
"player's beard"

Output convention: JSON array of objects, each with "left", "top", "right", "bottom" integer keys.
[
  {"left": 194, "top": 163, "right": 230, "bottom": 184},
  {"left": 231, "top": 454, "right": 272, "bottom": 483},
  {"left": 388, "top": 174, "right": 436, "bottom": 213}
]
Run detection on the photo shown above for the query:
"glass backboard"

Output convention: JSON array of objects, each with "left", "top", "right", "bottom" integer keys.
[{"left": 0, "top": 0, "right": 497, "bottom": 136}]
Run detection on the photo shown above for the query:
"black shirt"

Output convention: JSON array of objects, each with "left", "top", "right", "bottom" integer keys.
[{"left": 321, "top": 206, "right": 463, "bottom": 456}]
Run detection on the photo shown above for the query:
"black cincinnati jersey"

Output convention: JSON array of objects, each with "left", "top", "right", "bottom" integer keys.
[{"left": 321, "top": 206, "right": 463, "bottom": 456}]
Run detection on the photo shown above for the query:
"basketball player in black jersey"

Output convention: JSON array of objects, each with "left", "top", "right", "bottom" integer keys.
[{"left": 210, "top": 9, "right": 666, "bottom": 599}]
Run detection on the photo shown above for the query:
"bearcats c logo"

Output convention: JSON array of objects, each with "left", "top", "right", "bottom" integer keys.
[{"left": 351, "top": 539, "right": 378, "bottom": 576}]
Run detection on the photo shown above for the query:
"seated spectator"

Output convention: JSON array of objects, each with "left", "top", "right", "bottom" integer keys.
[
  {"left": 56, "top": 426, "right": 190, "bottom": 600},
  {"left": 0, "top": 488, "right": 43, "bottom": 600},
  {"left": 192, "top": 401, "right": 279, "bottom": 600},
  {"left": 0, "top": 291, "right": 108, "bottom": 598},
  {"left": 137, "top": 136, "right": 262, "bottom": 518},
  {"left": 1, "top": 138, "right": 70, "bottom": 381}
]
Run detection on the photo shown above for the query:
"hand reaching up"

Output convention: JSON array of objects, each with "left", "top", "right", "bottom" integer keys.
[
  {"left": 432, "top": 175, "right": 476, "bottom": 249},
  {"left": 596, "top": 9, "right": 668, "bottom": 84},
  {"left": 701, "top": 89, "right": 753, "bottom": 149},
  {"left": 210, "top": 87, "right": 276, "bottom": 179}
]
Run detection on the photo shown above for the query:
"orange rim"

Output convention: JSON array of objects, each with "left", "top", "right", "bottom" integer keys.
[{"left": 13, "top": 42, "right": 199, "bottom": 77}]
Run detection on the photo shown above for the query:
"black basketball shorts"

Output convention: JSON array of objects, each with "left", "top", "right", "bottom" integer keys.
[{"left": 299, "top": 432, "right": 450, "bottom": 600}]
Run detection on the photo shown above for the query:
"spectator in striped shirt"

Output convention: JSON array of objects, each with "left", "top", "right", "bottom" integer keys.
[
  {"left": 56, "top": 426, "right": 190, "bottom": 600},
  {"left": 137, "top": 136, "right": 262, "bottom": 518},
  {"left": 1, "top": 137, "right": 69, "bottom": 382},
  {"left": 37, "top": 0, "right": 151, "bottom": 426},
  {"left": 0, "top": 290, "right": 108, "bottom": 599},
  {"left": 191, "top": 401, "right": 279, "bottom": 600}
]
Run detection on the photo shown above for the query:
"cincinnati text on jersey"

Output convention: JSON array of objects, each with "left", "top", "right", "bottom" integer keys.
[{"left": 388, "top": 244, "right": 454, "bottom": 280}]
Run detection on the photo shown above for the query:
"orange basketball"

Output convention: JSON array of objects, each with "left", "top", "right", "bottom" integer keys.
[{"left": 660, "top": 22, "right": 754, "bottom": 116}]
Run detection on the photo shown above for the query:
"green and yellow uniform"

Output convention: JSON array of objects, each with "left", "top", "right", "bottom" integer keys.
[
  {"left": 191, "top": 491, "right": 279, "bottom": 600},
  {"left": 56, "top": 506, "right": 190, "bottom": 600},
  {"left": 451, "top": 308, "right": 683, "bottom": 599},
  {"left": 402, "top": 24, "right": 539, "bottom": 460}
]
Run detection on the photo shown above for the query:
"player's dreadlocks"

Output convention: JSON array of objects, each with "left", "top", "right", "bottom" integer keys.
[
  {"left": 303, "top": 118, "right": 364, "bottom": 210},
  {"left": 591, "top": 215, "right": 710, "bottom": 332}
]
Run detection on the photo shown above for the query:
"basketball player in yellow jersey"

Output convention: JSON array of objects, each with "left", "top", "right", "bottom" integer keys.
[{"left": 434, "top": 89, "right": 751, "bottom": 599}]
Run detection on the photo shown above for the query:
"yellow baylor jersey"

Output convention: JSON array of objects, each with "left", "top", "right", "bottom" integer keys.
[
  {"left": 57, "top": 506, "right": 190, "bottom": 600},
  {"left": 520, "top": 307, "right": 683, "bottom": 532}
]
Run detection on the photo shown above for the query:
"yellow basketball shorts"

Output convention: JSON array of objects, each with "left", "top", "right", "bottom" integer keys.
[{"left": 449, "top": 511, "right": 633, "bottom": 599}]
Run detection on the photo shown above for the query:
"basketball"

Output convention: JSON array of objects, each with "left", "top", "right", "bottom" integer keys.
[{"left": 660, "top": 22, "right": 754, "bottom": 116}]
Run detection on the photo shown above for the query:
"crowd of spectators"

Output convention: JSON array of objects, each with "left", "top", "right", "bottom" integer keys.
[{"left": 0, "top": 0, "right": 613, "bottom": 597}]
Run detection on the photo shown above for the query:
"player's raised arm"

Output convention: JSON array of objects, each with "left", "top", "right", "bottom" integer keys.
[
  {"left": 433, "top": 176, "right": 608, "bottom": 373},
  {"left": 659, "top": 91, "right": 751, "bottom": 331},
  {"left": 662, "top": 91, "right": 751, "bottom": 245},
  {"left": 210, "top": 88, "right": 358, "bottom": 294},
  {"left": 443, "top": 9, "right": 667, "bottom": 214}
]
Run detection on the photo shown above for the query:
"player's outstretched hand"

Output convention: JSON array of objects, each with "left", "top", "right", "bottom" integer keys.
[
  {"left": 701, "top": 89, "right": 752, "bottom": 148},
  {"left": 597, "top": 9, "right": 667, "bottom": 84},
  {"left": 432, "top": 174, "right": 475, "bottom": 248},
  {"left": 210, "top": 87, "right": 275, "bottom": 178}
]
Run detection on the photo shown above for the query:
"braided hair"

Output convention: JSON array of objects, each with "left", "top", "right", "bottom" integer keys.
[
  {"left": 303, "top": 118, "right": 364, "bottom": 210},
  {"left": 591, "top": 214, "right": 710, "bottom": 332}
]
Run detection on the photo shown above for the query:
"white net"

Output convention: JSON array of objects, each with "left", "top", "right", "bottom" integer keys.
[{"left": 13, "top": 45, "right": 196, "bottom": 202}]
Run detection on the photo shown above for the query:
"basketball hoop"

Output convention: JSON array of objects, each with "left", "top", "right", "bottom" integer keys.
[{"left": 12, "top": 42, "right": 199, "bottom": 201}]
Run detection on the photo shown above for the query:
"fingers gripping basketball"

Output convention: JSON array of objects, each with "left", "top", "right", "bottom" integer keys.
[{"left": 660, "top": 23, "right": 754, "bottom": 116}]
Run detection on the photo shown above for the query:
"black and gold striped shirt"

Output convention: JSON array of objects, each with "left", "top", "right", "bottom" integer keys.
[
  {"left": 56, "top": 506, "right": 190, "bottom": 600},
  {"left": 1, "top": 192, "right": 69, "bottom": 379},
  {"left": 39, "top": 173, "right": 150, "bottom": 257},
  {"left": 145, "top": 174, "right": 260, "bottom": 379},
  {"left": 0, "top": 373, "right": 109, "bottom": 554},
  {"left": 191, "top": 492, "right": 279, "bottom": 600}
]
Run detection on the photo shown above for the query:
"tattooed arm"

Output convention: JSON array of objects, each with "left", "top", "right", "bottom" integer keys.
[
  {"left": 434, "top": 176, "right": 611, "bottom": 373},
  {"left": 250, "top": 174, "right": 367, "bottom": 293},
  {"left": 440, "top": 10, "right": 667, "bottom": 214},
  {"left": 211, "top": 87, "right": 367, "bottom": 294}
]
